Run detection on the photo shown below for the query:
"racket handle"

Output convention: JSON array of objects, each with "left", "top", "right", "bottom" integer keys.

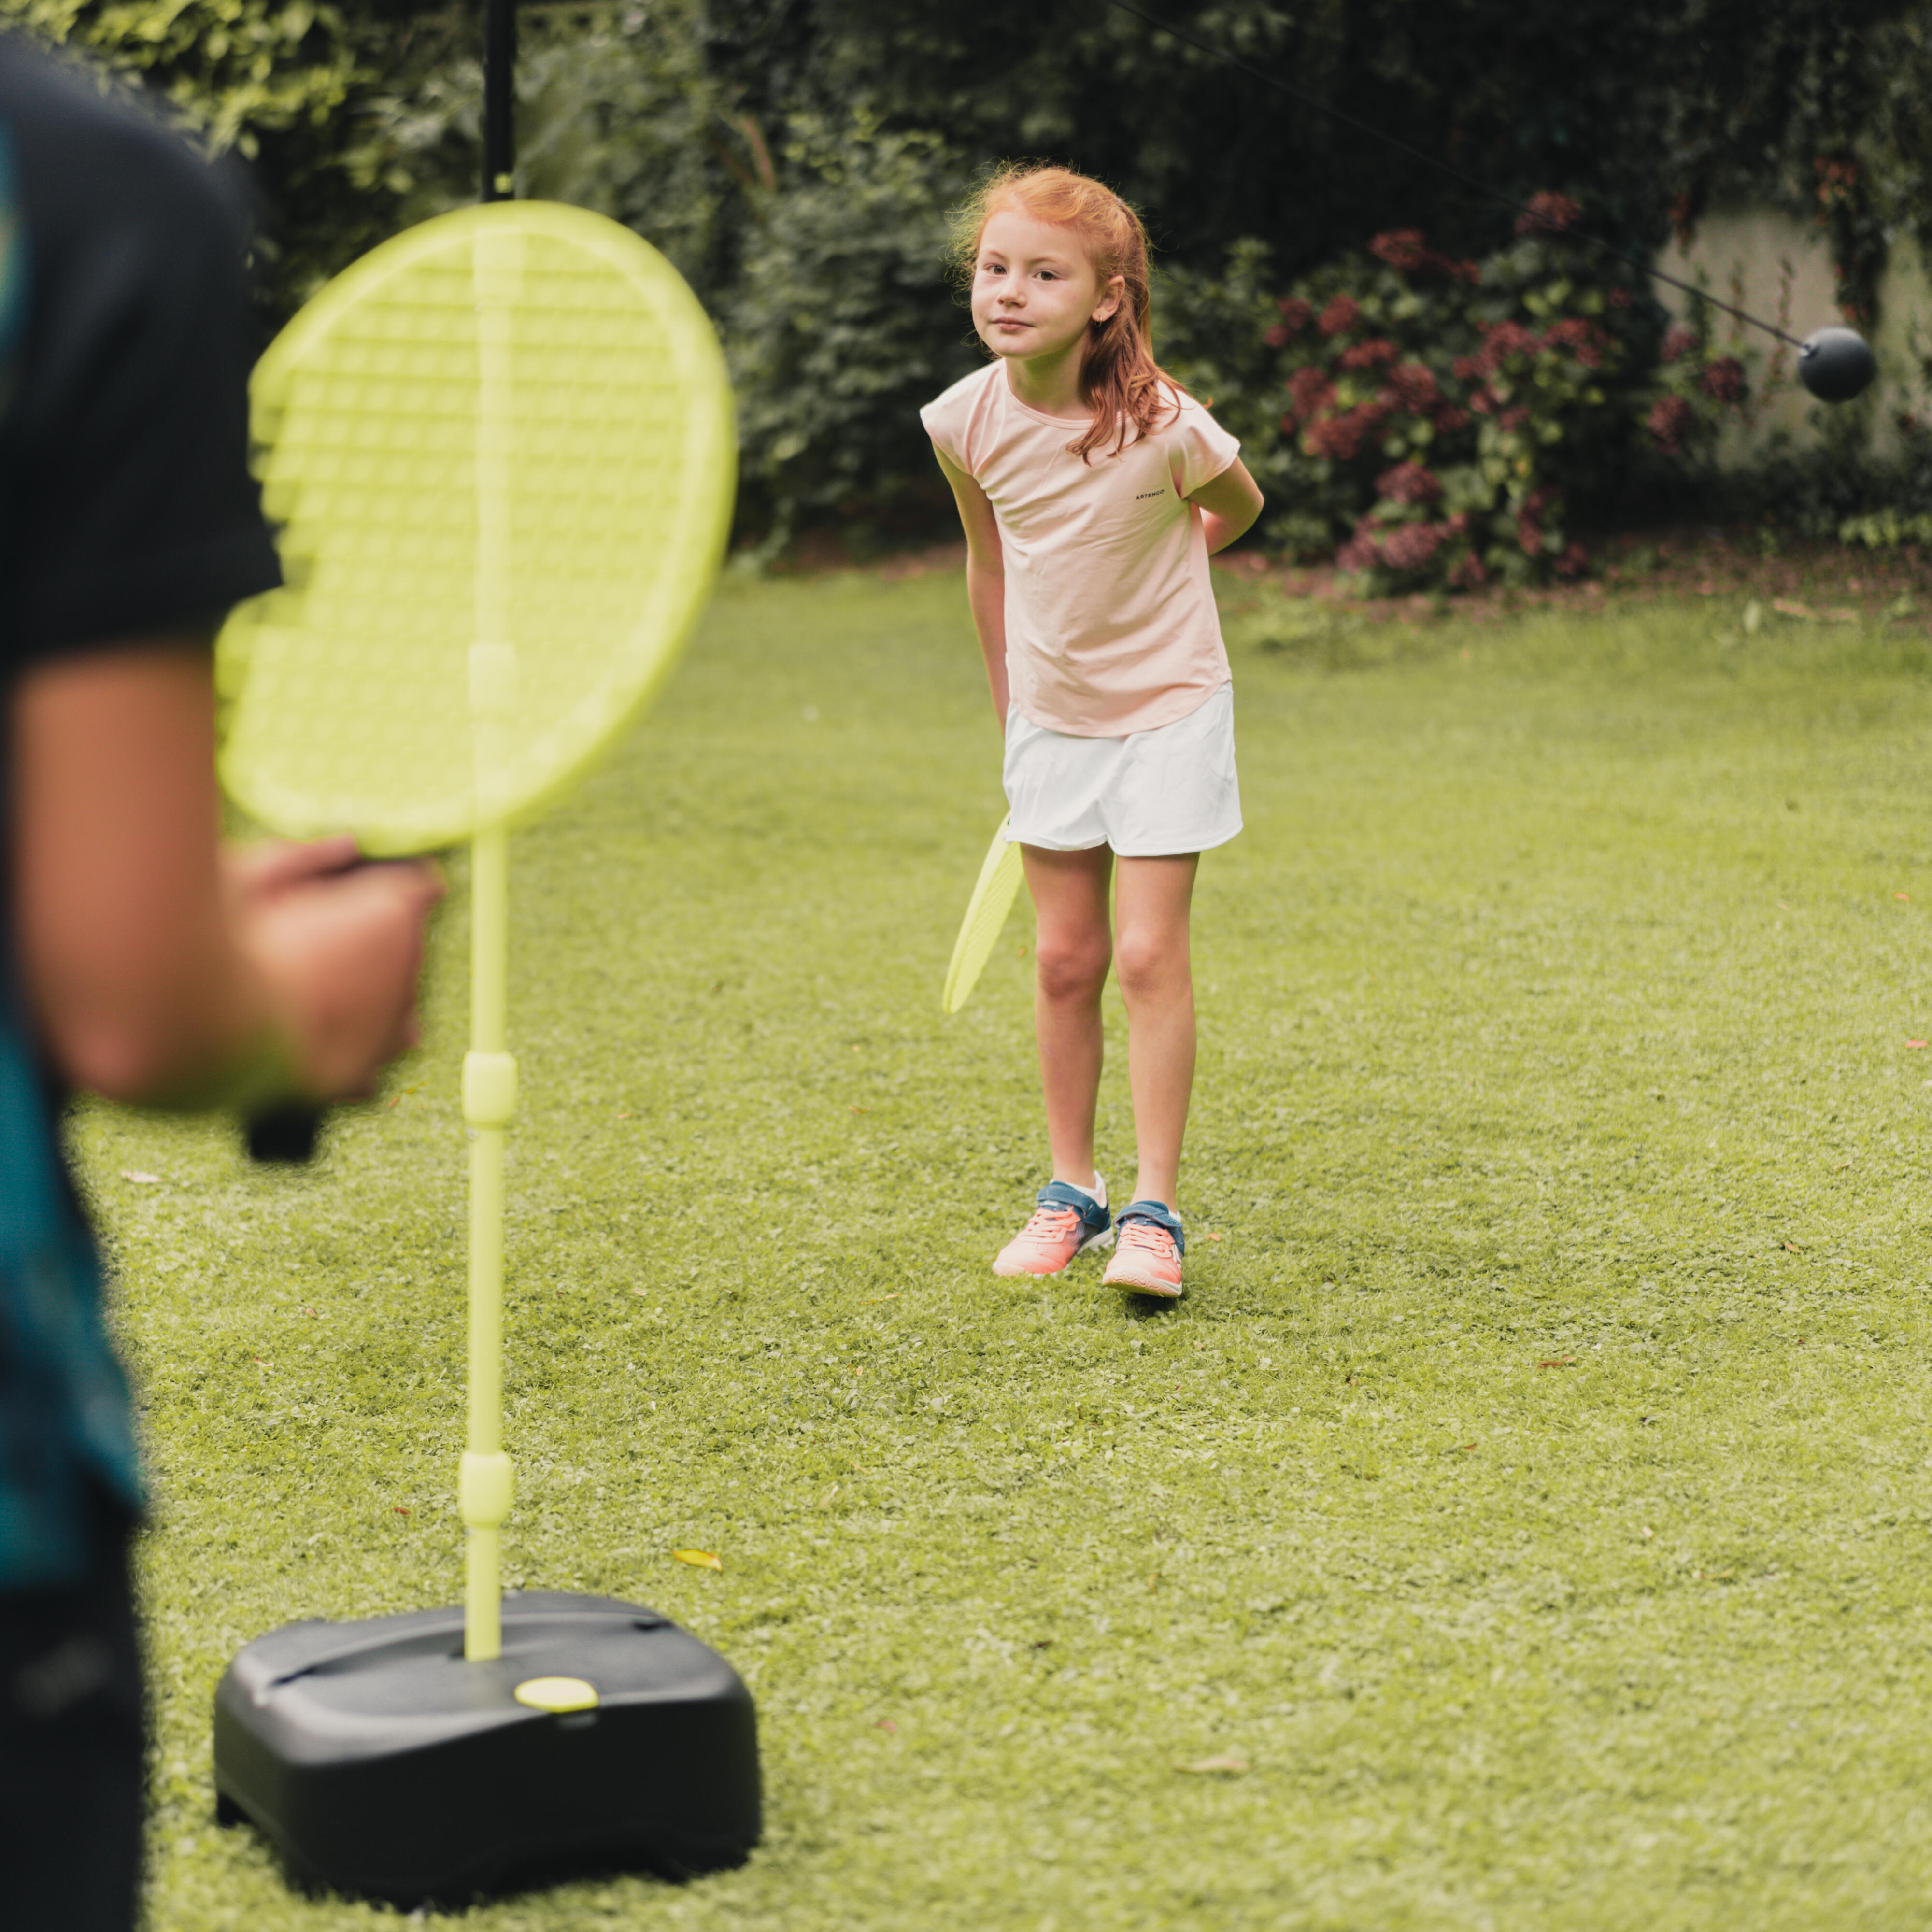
[{"left": 245, "top": 1103, "right": 325, "bottom": 1164}]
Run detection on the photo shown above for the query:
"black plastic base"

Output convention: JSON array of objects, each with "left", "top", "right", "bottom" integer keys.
[{"left": 213, "top": 1591, "right": 759, "bottom": 1905}]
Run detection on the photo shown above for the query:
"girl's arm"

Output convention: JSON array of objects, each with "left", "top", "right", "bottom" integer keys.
[
  {"left": 1187, "top": 458, "right": 1264, "bottom": 555},
  {"left": 932, "top": 444, "right": 1009, "bottom": 726}
]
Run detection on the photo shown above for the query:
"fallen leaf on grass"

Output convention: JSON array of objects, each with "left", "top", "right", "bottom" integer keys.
[
  {"left": 1909, "top": 1041, "right": 1929, "bottom": 1050},
  {"left": 1205, "top": 1233, "right": 1223, "bottom": 1242},
  {"left": 672, "top": 1548, "right": 722, "bottom": 1571},
  {"left": 874, "top": 1718, "right": 898, "bottom": 1733},
  {"left": 1178, "top": 1756, "right": 1250, "bottom": 1776},
  {"left": 1458, "top": 1442, "right": 1478, "bottom": 1452},
  {"left": 250, "top": 1356, "right": 271, "bottom": 1367},
  {"left": 1897, "top": 893, "right": 1912, "bottom": 902},
  {"left": 849, "top": 1105, "right": 870, "bottom": 1115},
  {"left": 865, "top": 1293, "right": 900, "bottom": 1305},
  {"left": 393, "top": 1506, "right": 410, "bottom": 1517},
  {"left": 122, "top": 1171, "right": 162, "bottom": 1186},
  {"left": 1537, "top": 1356, "right": 1578, "bottom": 1368}
]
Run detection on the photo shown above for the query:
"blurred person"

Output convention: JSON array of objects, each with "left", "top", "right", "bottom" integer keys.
[
  {"left": 924, "top": 164, "right": 1263, "bottom": 1301},
  {"left": 0, "top": 33, "right": 441, "bottom": 1931}
]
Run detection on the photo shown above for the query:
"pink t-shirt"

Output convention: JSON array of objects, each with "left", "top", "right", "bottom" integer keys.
[{"left": 921, "top": 360, "right": 1240, "bottom": 737}]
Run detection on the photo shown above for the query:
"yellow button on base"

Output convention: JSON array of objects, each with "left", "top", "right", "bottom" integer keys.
[{"left": 513, "top": 1675, "right": 598, "bottom": 1713}]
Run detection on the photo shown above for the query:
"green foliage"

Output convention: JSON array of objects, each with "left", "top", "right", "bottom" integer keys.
[
  {"left": 1160, "top": 213, "right": 1749, "bottom": 589},
  {"left": 346, "top": 0, "right": 725, "bottom": 297},
  {"left": 1, "top": 0, "right": 360, "bottom": 151},
  {"left": 0, "top": 0, "right": 389, "bottom": 308},
  {"left": 722, "top": 111, "right": 978, "bottom": 546}
]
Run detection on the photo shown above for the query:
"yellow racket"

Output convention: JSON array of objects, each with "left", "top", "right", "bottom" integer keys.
[
  {"left": 941, "top": 814, "right": 1025, "bottom": 1013},
  {"left": 218, "top": 200, "right": 732, "bottom": 849},
  {"left": 214, "top": 200, "right": 734, "bottom": 1663}
]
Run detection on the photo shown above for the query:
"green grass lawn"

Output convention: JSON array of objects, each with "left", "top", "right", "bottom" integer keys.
[{"left": 86, "top": 569, "right": 1932, "bottom": 1930}]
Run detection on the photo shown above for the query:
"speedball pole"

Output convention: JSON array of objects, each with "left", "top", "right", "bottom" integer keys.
[
  {"left": 483, "top": 0, "right": 515, "bottom": 201},
  {"left": 461, "top": 224, "right": 524, "bottom": 1662}
]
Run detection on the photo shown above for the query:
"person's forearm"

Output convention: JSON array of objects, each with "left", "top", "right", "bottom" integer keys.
[
  {"left": 1200, "top": 503, "right": 1260, "bottom": 555},
  {"left": 13, "top": 645, "right": 293, "bottom": 1103},
  {"left": 966, "top": 555, "right": 1010, "bottom": 721},
  {"left": 14, "top": 648, "right": 438, "bottom": 1109}
]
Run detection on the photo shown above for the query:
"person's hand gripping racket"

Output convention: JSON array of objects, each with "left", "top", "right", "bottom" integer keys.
[{"left": 229, "top": 834, "right": 443, "bottom": 1155}]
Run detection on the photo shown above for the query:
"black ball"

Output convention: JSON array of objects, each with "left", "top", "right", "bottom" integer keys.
[{"left": 1797, "top": 327, "right": 1876, "bottom": 403}]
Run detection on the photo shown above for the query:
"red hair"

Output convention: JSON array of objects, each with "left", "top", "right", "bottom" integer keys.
[{"left": 951, "top": 163, "right": 1188, "bottom": 463}]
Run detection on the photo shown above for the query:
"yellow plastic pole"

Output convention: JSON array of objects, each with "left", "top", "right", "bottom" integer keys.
[{"left": 460, "top": 227, "right": 523, "bottom": 1662}]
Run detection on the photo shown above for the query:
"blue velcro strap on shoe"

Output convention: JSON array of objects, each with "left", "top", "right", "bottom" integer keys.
[
  {"left": 1116, "top": 1199, "right": 1184, "bottom": 1255},
  {"left": 1036, "top": 1180, "right": 1110, "bottom": 1236}
]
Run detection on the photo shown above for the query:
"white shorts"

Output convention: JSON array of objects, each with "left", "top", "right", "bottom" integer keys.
[{"left": 1003, "top": 682, "right": 1242, "bottom": 857}]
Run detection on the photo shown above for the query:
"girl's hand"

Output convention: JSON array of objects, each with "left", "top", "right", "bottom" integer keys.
[{"left": 1187, "top": 459, "right": 1264, "bottom": 555}]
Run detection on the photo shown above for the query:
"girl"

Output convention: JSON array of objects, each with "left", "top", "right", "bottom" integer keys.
[{"left": 921, "top": 164, "right": 1263, "bottom": 1300}]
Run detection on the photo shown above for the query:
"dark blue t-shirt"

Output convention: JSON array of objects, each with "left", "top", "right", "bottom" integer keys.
[{"left": 0, "top": 37, "right": 281, "bottom": 1589}]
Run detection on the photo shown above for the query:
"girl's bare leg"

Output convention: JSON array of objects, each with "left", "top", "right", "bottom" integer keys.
[
  {"left": 1022, "top": 843, "right": 1114, "bottom": 1190},
  {"left": 1112, "top": 853, "right": 1199, "bottom": 1206}
]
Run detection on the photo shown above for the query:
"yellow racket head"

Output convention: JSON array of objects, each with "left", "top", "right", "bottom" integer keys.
[
  {"left": 216, "top": 201, "right": 736, "bottom": 852},
  {"left": 942, "top": 816, "right": 1025, "bottom": 1014}
]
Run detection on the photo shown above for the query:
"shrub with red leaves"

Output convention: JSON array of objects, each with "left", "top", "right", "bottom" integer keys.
[
  {"left": 1168, "top": 196, "right": 1749, "bottom": 592},
  {"left": 1479, "top": 320, "right": 1542, "bottom": 370},
  {"left": 1387, "top": 362, "right": 1440, "bottom": 411},
  {"left": 1647, "top": 393, "right": 1694, "bottom": 453},
  {"left": 1379, "top": 522, "right": 1449, "bottom": 572},
  {"left": 1370, "top": 230, "right": 1428, "bottom": 271},
  {"left": 1318, "top": 294, "right": 1362, "bottom": 335},
  {"left": 1335, "top": 521, "right": 1381, "bottom": 573},
  {"left": 1305, "top": 401, "right": 1391, "bottom": 460},
  {"left": 1377, "top": 459, "right": 1443, "bottom": 506},
  {"left": 1514, "top": 191, "right": 1580, "bottom": 235},
  {"left": 1284, "top": 366, "right": 1334, "bottom": 426},
  {"left": 1543, "top": 317, "right": 1608, "bottom": 369},
  {"left": 1699, "top": 355, "right": 1745, "bottom": 403}
]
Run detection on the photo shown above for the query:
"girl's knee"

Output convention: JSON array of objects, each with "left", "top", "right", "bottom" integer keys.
[
  {"left": 1113, "top": 927, "right": 1188, "bottom": 1000},
  {"left": 1036, "top": 933, "right": 1111, "bottom": 1002}
]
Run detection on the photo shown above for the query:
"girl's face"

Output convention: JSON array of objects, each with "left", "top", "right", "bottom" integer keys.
[{"left": 970, "top": 209, "right": 1124, "bottom": 366}]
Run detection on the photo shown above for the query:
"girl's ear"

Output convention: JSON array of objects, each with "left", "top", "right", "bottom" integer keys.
[{"left": 1091, "top": 274, "right": 1126, "bottom": 326}]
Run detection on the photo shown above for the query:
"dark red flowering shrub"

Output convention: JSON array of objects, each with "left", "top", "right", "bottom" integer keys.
[
  {"left": 1647, "top": 394, "right": 1695, "bottom": 454},
  {"left": 1338, "top": 338, "right": 1400, "bottom": 372},
  {"left": 1318, "top": 295, "right": 1362, "bottom": 335},
  {"left": 1699, "top": 355, "right": 1745, "bottom": 403},
  {"left": 1151, "top": 207, "right": 1751, "bottom": 589},
  {"left": 1377, "top": 459, "right": 1443, "bottom": 506},
  {"left": 1514, "top": 191, "right": 1581, "bottom": 235},
  {"left": 1369, "top": 229, "right": 1428, "bottom": 271}
]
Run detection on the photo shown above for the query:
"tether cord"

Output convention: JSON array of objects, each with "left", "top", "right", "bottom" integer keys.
[{"left": 1108, "top": 0, "right": 1808, "bottom": 350}]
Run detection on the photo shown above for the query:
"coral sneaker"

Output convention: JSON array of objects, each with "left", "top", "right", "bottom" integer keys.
[
  {"left": 993, "top": 1178, "right": 1113, "bottom": 1277},
  {"left": 1103, "top": 1201, "right": 1185, "bottom": 1298}
]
